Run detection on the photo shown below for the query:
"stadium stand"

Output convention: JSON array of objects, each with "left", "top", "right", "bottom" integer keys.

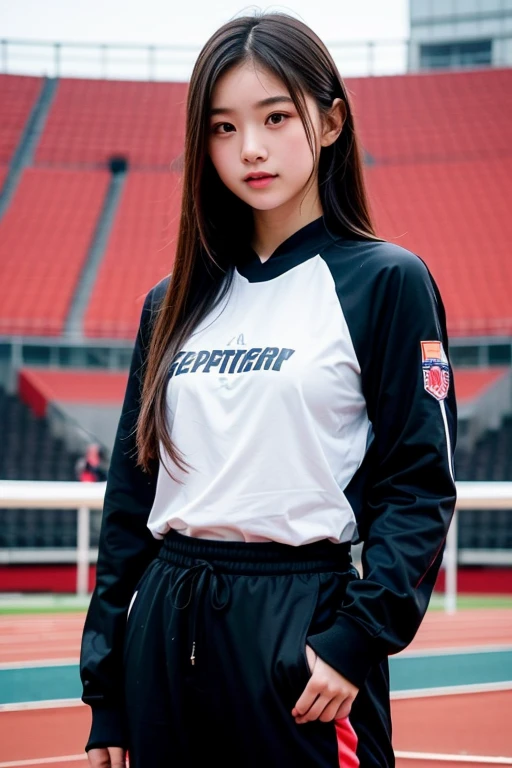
[
  {"left": 456, "top": 415, "right": 512, "bottom": 553},
  {"left": 0, "top": 383, "right": 87, "bottom": 550},
  {"left": 18, "top": 366, "right": 129, "bottom": 450},
  {"left": 1, "top": 374, "right": 512, "bottom": 553},
  {"left": 18, "top": 367, "right": 129, "bottom": 416},
  {"left": 0, "top": 69, "right": 510, "bottom": 340},
  {"left": 0, "top": 74, "right": 42, "bottom": 165},
  {"left": 366, "top": 157, "right": 512, "bottom": 336},
  {"left": 456, "top": 368, "right": 510, "bottom": 402},
  {"left": 347, "top": 68, "right": 512, "bottom": 163},
  {"left": 35, "top": 78, "right": 187, "bottom": 169},
  {"left": 83, "top": 170, "right": 179, "bottom": 338},
  {"left": 0, "top": 66, "right": 511, "bottom": 590},
  {"left": 0, "top": 168, "right": 109, "bottom": 336}
]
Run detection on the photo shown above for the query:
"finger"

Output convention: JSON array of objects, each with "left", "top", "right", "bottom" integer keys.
[
  {"left": 291, "top": 678, "right": 321, "bottom": 717},
  {"left": 335, "top": 697, "right": 355, "bottom": 720},
  {"left": 295, "top": 694, "right": 334, "bottom": 724},
  {"left": 108, "top": 747, "right": 126, "bottom": 768},
  {"left": 319, "top": 695, "right": 346, "bottom": 723}
]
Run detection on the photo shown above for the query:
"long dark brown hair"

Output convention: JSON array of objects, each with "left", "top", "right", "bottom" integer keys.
[{"left": 137, "top": 12, "right": 379, "bottom": 478}]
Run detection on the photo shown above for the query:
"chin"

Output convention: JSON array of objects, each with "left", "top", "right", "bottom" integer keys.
[
  {"left": 247, "top": 201, "right": 286, "bottom": 212},
  {"left": 240, "top": 193, "right": 294, "bottom": 212}
]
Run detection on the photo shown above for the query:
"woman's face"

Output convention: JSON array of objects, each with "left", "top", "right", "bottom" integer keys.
[{"left": 207, "top": 62, "right": 324, "bottom": 216}]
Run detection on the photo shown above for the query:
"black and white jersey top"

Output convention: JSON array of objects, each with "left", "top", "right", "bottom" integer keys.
[
  {"left": 147, "top": 216, "right": 456, "bottom": 547},
  {"left": 80, "top": 216, "right": 457, "bottom": 751}
]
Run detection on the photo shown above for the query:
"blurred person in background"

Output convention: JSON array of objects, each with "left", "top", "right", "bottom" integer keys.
[{"left": 75, "top": 443, "right": 108, "bottom": 483}]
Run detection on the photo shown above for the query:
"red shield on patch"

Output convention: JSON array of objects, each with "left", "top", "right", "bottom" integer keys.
[{"left": 421, "top": 341, "right": 450, "bottom": 401}]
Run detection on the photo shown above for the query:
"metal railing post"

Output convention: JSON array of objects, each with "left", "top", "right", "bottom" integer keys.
[
  {"left": 77, "top": 504, "right": 91, "bottom": 596},
  {"left": 444, "top": 508, "right": 458, "bottom": 614},
  {"left": 1, "top": 40, "right": 7, "bottom": 73},
  {"left": 54, "top": 42, "right": 61, "bottom": 77},
  {"left": 368, "top": 41, "right": 375, "bottom": 76},
  {"left": 100, "top": 44, "right": 108, "bottom": 79},
  {"left": 148, "top": 45, "right": 156, "bottom": 81}
]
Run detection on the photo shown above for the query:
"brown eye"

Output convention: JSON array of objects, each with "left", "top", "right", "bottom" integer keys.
[
  {"left": 267, "top": 113, "right": 287, "bottom": 126},
  {"left": 213, "top": 122, "right": 235, "bottom": 134}
]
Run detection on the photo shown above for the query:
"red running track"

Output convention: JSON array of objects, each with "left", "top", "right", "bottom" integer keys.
[
  {"left": 1, "top": 608, "right": 511, "bottom": 765},
  {"left": 1, "top": 692, "right": 512, "bottom": 765}
]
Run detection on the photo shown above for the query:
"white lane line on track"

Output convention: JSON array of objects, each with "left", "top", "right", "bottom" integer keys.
[
  {"left": 1, "top": 752, "right": 511, "bottom": 767},
  {"left": 400, "top": 644, "right": 512, "bottom": 658},
  {"left": 0, "top": 659, "right": 78, "bottom": 670},
  {"left": 0, "top": 756, "right": 86, "bottom": 767},
  {"left": 395, "top": 751, "right": 512, "bottom": 764},
  {"left": 0, "top": 699, "right": 84, "bottom": 712},
  {"left": 391, "top": 681, "right": 512, "bottom": 699}
]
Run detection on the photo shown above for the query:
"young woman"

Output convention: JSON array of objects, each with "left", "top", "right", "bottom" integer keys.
[{"left": 81, "top": 12, "right": 457, "bottom": 768}]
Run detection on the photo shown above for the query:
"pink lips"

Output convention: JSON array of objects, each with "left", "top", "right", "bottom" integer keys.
[{"left": 244, "top": 173, "right": 277, "bottom": 189}]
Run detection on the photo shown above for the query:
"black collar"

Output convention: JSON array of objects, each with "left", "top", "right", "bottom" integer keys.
[{"left": 236, "top": 216, "right": 340, "bottom": 282}]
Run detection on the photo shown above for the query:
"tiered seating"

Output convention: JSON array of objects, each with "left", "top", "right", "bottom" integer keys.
[
  {"left": 0, "top": 74, "right": 42, "bottom": 165},
  {"left": 347, "top": 68, "right": 512, "bottom": 163},
  {"left": 0, "top": 384, "right": 89, "bottom": 549},
  {"left": 0, "top": 70, "right": 510, "bottom": 341},
  {"left": 455, "top": 368, "right": 509, "bottom": 403},
  {"left": 19, "top": 367, "right": 129, "bottom": 415},
  {"left": 84, "top": 171, "right": 180, "bottom": 338},
  {"left": 36, "top": 79, "right": 187, "bottom": 169},
  {"left": 366, "top": 157, "right": 512, "bottom": 336},
  {"left": 455, "top": 416, "right": 512, "bottom": 550},
  {"left": 0, "top": 168, "right": 109, "bottom": 336}
]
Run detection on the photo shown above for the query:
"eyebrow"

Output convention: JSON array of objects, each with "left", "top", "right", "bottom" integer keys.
[{"left": 209, "top": 95, "right": 294, "bottom": 117}]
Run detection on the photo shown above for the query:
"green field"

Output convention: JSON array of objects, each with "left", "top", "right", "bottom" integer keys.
[{"left": 428, "top": 594, "right": 512, "bottom": 610}]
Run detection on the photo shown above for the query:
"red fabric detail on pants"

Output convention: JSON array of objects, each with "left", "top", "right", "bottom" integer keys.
[{"left": 334, "top": 716, "right": 359, "bottom": 767}]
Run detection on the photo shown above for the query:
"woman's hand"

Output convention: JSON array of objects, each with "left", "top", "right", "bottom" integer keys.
[
  {"left": 292, "top": 645, "right": 359, "bottom": 724},
  {"left": 87, "top": 747, "right": 126, "bottom": 767}
]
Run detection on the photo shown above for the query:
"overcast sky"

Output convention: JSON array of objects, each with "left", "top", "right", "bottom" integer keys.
[{"left": 1, "top": 0, "right": 410, "bottom": 79}]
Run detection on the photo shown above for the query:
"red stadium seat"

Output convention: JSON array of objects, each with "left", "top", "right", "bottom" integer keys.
[
  {"left": 35, "top": 79, "right": 187, "bottom": 169},
  {"left": 0, "top": 168, "right": 109, "bottom": 336},
  {"left": 83, "top": 171, "right": 181, "bottom": 338},
  {"left": 0, "top": 75, "right": 42, "bottom": 165},
  {"left": 0, "top": 69, "right": 511, "bottom": 339},
  {"left": 346, "top": 68, "right": 512, "bottom": 163},
  {"left": 366, "top": 158, "right": 512, "bottom": 337},
  {"left": 455, "top": 368, "right": 510, "bottom": 404}
]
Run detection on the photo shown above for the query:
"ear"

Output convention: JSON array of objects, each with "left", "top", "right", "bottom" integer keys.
[{"left": 320, "top": 98, "right": 346, "bottom": 147}]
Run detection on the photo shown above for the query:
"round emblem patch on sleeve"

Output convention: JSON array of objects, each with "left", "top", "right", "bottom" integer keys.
[{"left": 421, "top": 340, "right": 450, "bottom": 401}]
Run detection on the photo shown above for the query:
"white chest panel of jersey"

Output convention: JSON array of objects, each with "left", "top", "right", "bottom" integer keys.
[{"left": 146, "top": 255, "right": 370, "bottom": 545}]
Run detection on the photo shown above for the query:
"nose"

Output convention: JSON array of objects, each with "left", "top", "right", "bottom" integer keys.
[{"left": 241, "top": 129, "right": 268, "bottom": 164}]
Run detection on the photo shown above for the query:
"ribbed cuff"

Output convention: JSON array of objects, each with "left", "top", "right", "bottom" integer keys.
[
  {"left": 307, "top": 614, "right": 383, "bottom": 690},
  {"left": 85, "top": 706, "right": 128, "bottom": 752}
]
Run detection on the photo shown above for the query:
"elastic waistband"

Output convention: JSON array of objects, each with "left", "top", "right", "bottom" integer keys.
[{"left": 159, "top": 529, "right": 352, "bottom": 575}]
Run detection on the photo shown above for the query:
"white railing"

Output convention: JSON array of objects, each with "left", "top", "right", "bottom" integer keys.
[
  {"left": 0, "top": 37, "right": 411, "bottom": 80},
  {"left": 0, "top": 480, "right": 105, "bottom": 597},
  {"left": 2, "top": 35, "right": 512, "bottom": 82},
  {"left": 445, "top": 482, "right": 512, "bottom": 613},
  {"left": 1, "top": 480, "right": 511, "bottom": 609}
]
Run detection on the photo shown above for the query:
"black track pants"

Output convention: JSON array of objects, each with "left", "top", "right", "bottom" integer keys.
[{"left": 123, "top": 531, "right": 393, "bottom": 767}]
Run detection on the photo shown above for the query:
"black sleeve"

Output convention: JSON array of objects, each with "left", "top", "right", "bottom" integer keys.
[
  {"left": 308, "top": 254, "right": 457, "bottom": 688},
  {"left": 80, "top": 286, "right": 162, "bottom": 751}
]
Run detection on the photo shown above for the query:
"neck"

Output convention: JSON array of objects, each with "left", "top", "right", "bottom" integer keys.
[{"left": 251, "top": 196, "right": 323, "bottom": 264}]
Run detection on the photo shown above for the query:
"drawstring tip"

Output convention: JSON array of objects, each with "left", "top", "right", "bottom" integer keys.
[{"left": 190, "top": 641, "right": 196, "bottom": 666}]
